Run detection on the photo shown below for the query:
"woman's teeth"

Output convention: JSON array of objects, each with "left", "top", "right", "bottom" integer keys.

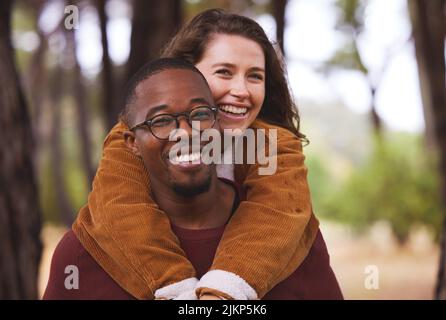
[
  {"left": 171, "top": 151, "right": 201, "bottom": 164},
  {"left": 219, "top": 104, "right": 248, "bottom": 115}
]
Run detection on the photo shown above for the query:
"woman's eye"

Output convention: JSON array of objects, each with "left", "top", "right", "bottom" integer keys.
[
  {"left": 215, "top": 69, "right": 231, "bottom": 76},
  {"left": 249, "top": 73, "right": 264, "bottom": 81}
]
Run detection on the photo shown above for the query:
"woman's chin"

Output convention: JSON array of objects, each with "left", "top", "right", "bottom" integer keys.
[
  {"left": 218, "top": 114, "right": 254, "bottom": 133},
  {"left": 220, "top": 122, "right": 249, "bottom": 134}
]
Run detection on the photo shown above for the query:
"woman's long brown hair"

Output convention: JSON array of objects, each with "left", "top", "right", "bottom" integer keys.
[{"left": 161, "top": 8, "right": 308, "bottom": 144}]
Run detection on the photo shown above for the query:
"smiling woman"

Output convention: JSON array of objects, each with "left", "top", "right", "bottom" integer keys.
[
  {"left": 195, "top": 34, "right": 265, "bottom": 131},
  {"left": 162, "top": 10, "right": 304, "bottom": 140}
]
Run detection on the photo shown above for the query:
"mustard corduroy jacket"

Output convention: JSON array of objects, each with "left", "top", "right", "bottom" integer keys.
[{"left": 73, "top": 119, "right": 320, "bottom": 299}]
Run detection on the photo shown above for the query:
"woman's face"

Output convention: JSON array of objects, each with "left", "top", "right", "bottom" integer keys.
[{"left": 195, "top": 34, "right": 265, "bottom": 132}]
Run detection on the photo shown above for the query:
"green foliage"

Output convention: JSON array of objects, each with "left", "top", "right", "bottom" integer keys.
[
  {"left": 61, "top": 115, "right": 90, "bottom": 213},
  {"left": 39, "top": 102, "right": 93, "bottom": 225},
  {"left": 335, "top": 0, "right": 366, "bottom": 32},
  {"left": 39, "top": 151, "right": 59, "bottom": 224},
  {"left": 12, "top": 2, "right": 36, "bottom": 31},
  {"left": 310, "top": 133, "right": 443, "bottom": 244},
  {"left": 325, "top": 0, "right": 370, "bottom": 75},
  {"left": 38, "top": 141, "right": 88, "bottom": 226},
  {"left": 306, "top": 154, "right": 335, "bottom": 217}
]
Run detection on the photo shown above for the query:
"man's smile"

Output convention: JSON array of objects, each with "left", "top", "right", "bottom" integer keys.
[{"left": 168, "top": 150, "right": 203, "bottom": 170}]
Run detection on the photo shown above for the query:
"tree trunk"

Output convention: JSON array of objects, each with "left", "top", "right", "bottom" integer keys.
[
  {"left": 0, "top": 0, "right": 42, "bottom": 299},
  {"left": 49, "top": 63, "right": 75, "bottom": 227},
  {"left": 409, "top": 0, "right": 444, "bottom": 150},
  {"left": 272, "top": 0, "right": 287, "bottom": 56},
  {"left": 172, "top": 0, "right": 182, "bottom": 32},
  {"left": 370, "top": 86, "right": 382, "bottom": 139},
  {"left": 408, "top": 0, "right": 446, "bottom": 300},
  {"left": 125, "top": 0, "right": 181, "bottom": 85},
  {"left": 353, "top": 42, "right": 383, "bottom": 138},
  {"left": 65, "top": 29, "right": 95, "bottom": 187},
  {"left": 96, "top": 0, "right": 116, "bottom": 130},
  {"left": 26, "top": 2, "right": 47, "bottom": 175},
  {"left": 100, "top": 0, "right": 182, "bottom": 128}
]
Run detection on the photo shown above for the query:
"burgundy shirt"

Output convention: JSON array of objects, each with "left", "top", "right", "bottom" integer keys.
[
  {"left": 43, "top": 180, "right": 343, "bottom": 300},
  {"left": 43, "top": 227, "right": 342, "bottom": 300}
]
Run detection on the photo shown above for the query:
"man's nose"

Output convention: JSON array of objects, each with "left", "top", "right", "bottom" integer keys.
[
  {"left": 170, "top": 117, "right": 192, "bottom": 141},
  {"left": 178, "top": 117, "right": 192, "bottom": 134}
]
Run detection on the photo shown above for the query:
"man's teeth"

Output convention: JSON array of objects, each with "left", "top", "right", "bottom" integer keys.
[
  {"left": 172, "top": 152, "right": 201, "bottom": 163},
  {"left": 219, "top": 104, "right": 248, "bottom": 115}
]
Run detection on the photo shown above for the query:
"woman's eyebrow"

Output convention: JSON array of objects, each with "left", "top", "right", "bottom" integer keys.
[
  {"left": 211, "top": 62, "right": 265, "bottom": 73},
  {"left": 211, "top": 62, "right": 235, "bottom": 68},
  {"left": 249, "top": 66, "right": 265, "bottom": 73}
]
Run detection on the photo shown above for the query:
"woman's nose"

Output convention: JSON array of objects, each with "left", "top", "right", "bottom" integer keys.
[{"left": 230, "top": 77, "right": 250, "bottom": 99}]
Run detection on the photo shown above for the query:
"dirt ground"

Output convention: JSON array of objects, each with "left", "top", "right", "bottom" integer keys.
[
  {"left": 320, "top": 221, "right": 439, "bottom": 299},
  {"left": 38, "top": 220, "right": 440, "bottom": 300}
]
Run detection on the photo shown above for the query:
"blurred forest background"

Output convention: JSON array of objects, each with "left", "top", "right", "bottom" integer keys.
[{"left": 1, "top": 0, "right": 446, "bottom": 300}]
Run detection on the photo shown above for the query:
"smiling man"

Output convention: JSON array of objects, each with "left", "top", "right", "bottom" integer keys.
[
  {"left": 122, "top": 61, "right": 236, "bottom": 233},
  {"left": 43, "top": 58, "right": 342, "bottom": 300}
]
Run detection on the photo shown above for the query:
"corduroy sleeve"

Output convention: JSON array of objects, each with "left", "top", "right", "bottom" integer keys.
[
  {"left": 196, "top": 119, "right": 320, "bottom": 299},
  {"left": 73, "top": 121, "right": 197, "bottom": 299}
]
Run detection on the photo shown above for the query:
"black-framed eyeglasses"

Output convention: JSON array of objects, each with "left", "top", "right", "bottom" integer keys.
[{"left": 130, "top": 106, "right": 218, "bottom": 140}]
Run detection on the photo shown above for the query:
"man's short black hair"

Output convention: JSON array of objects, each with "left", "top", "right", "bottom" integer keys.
[{"left": 120, "top": 58, "right": 210, "bottom": 127}]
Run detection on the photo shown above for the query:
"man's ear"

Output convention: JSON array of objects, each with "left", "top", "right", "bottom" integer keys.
[{"left": 123, "top": 130, "right": 141, "bottom": 157}]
